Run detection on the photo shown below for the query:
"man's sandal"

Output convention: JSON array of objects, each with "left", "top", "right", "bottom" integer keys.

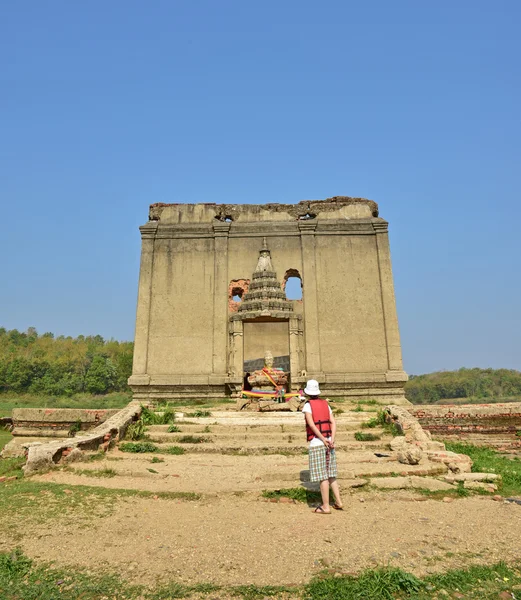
[
  {"left": 332, "top": 503, "right": 344, "bottom": 511},
  {"left": 313, "top": 506, "right": 331, "bottom": 514}
]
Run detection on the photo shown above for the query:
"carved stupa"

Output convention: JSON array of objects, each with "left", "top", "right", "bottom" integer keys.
[{"left": 235, "top": 238, "right": 294, "bottom": 320}]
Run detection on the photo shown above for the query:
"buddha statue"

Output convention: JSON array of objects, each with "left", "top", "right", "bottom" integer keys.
[{"left": 246, "top": 350, "right": 288, "bottom": 395}]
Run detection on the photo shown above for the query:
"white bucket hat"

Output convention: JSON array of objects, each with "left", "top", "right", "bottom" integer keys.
[{"left": 304, "top": 379, "right": 321, "bottom": 396}]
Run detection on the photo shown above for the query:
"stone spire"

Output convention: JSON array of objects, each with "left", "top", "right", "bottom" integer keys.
[{"left": 236, "top": 239, "right": 294, "bottom": 319}]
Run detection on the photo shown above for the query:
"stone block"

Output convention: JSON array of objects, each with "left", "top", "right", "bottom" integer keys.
[
  {"left": 463, "top": 481, "right": 498, "bottom": 492},
  {"left": 408, "top": 476, "right": 455, "bottom": 492},
  {"left": 397, "top": 446, "right": 423, "bottom": 465},
  {"left": 445, "top": 473, "right": 501, "bottom": 483}
]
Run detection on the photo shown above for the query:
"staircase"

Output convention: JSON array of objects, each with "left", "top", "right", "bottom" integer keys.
[{"left": 33, "top": 408, "right": 448, "bottom": 494}]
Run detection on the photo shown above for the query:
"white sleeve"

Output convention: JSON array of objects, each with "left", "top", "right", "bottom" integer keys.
[{"left": 302, "top": 402, "right": 311, "bottom": 414}]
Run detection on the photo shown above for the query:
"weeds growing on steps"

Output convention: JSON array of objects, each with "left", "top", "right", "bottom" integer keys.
[
  {"left": 140, "top": 406, "right": 176, "bottom": 425},
  {"left": 354, "top": 431, "right": 381, "bottom": 442},
  {"left": 125, "top": 407, "right": 177, "bottom": 441},
  {"left": 177, "top": 435, "right": 211, "bottom": 444},
  {"left": 361, "top": 410, "right": 400, "bottom": 436},
  {"left": 118, "top": 442, "right": 185, "bottom": 455},
  {"left": 184, "top": 409, "right": 212, "bottom": 418},
  {"left": 125, "top": 418, "right": 148, "bottom": 440}
]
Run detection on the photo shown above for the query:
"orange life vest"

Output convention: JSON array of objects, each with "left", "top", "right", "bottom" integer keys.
[{"left": 306, "top": 399, "right": 332, "bottom": 442}]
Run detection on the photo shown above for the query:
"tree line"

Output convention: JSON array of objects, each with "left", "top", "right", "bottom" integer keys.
[
  {"left": 405, "top": 367, "right": 521, "bottom": 404},
  {"left": 1, "top": 327, "right": 520, "bottom": 401},
  {"left": 0, "top": 327, "right": 133, "bottom": 396}
]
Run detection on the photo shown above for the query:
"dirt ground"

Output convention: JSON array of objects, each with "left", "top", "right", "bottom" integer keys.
[{"left": 2, "top": 489, "right": 520, "bottom": 588}]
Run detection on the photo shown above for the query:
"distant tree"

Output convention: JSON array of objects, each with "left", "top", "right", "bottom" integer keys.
[{"left": 84, "top": 355, "right": 117, "bottom": 394}]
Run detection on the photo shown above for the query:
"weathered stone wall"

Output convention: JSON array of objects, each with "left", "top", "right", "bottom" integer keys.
[
  {"left": 410, "top": 403, "right": 521, "bottom": 435},
  {"left": 11, "top": 408, "right": 120, "bottom": 437},
  {"left": 129, "top": 197, "right": 408, "bottom": 402},
  {"left": 1, "top": 401, "right": 142, "bottom": 475}
]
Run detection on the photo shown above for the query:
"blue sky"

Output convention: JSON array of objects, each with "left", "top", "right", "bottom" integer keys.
[{"left": 1, "top": 1, "right": 520, "bottom": 374}]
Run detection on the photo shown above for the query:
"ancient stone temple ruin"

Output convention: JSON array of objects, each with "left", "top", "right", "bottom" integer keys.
[{"left": 129, "top": 197, "right": 409, "bottom": 403}]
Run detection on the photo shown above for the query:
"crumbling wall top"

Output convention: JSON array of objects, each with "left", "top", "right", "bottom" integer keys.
[{"left": 148, "top": 196, "right": 379, "bottom": 224}]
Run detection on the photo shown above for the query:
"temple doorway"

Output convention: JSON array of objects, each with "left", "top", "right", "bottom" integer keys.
[{"left": 243, "top": 320, "right": 290, "bottom": 376}]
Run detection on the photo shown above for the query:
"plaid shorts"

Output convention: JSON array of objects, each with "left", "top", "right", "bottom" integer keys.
[{"left": 308, "top": 445, "right": 338, "bottom": 482}]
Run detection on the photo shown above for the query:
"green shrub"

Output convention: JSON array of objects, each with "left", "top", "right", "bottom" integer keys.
[
  {"left": 126, "top": 418, "right": 147, "bottom": 440},
  {"left": 68, "top": 419, "right": 82, "bottom": 437},
  {"left": 140, "top": 406, "right": 176, "bottom": 425},
  {"left": 362, "top": 416, "right": 380, "bottom": 429},
  {"left": 354, "top": 431, "right": 381, "bottom": 442},
  {"left": 167, "top": 424, "right": 181, "bottom": 433},
  {"left": 119, "top": 441, "right": 158, "bottom": 453}
]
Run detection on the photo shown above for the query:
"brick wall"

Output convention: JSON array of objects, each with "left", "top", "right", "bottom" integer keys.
[{"left": 410, "top": 403, "right": 521, "bottom": 434}]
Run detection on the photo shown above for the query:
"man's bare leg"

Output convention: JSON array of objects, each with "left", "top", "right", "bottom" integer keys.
[
  {"left": 329, "top": 477, "right": 343, "bottom": 508},
  {"left": 318, "top": 479, "right": 331, "bottom": 512}
]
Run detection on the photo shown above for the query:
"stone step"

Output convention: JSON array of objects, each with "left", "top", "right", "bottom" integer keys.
[
  {"left": 146, "top": 431, "right": 389, "bottom": 445},
  {"left": 148, "top": 419, "right": 377, "bottom": 432},
  {"left": 170, "top": 411, "right": 377, "bottom": 426},
  {"left": 135, "top": 440, "right": 392, "bottom": 454},
  {"left": 40, "top": 450, "right": 447, "bottom": 495}
]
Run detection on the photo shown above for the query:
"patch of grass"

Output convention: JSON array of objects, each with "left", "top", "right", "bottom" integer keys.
[
  {"left": 354, "top": 431, "right": 381, "bottom": 442},
  {"left": 119, "top": 441, "right": 158, "bottom": 453},
  {"left": 0, "top": 548, "right": 143, "bottom": 599},
  {"left": 306, "top": 566, "right": 423, "bottom": 599},
  {"left": 262, "top": 487, "right": 308, "bottom": 502},
  {"left": 0, "top": 428, "right": 13, "bottom": 450},
  {"left": 445, "top": 441, "right": 521, "bottom": 496},
  {"left": 353, "top": 404, "right": 364, "bottom": 412},
  {"left": 118, "top": 441, "right": 185, "bottom": 455},
  {"left": 178, "top": 435, "right": 210, "bottom": 444},
  {"left": 147, "top": 581, "right": 191, "bottom": 599},
  {"left": 85, "top": 451, "right": 107, "bottom": 462},
  {"left": 164, "top": 445, "right": 185, "bottom": 455},
  {"left": 1, "top": 548, "right": 520, "bottom": 600},
  {"left": 0, "top": 392, "right": 131, "bottom": 416},
  {"left": 68, "top": 467, "right": 117, "bottom": 478},
  {"left": 202, "top": 425, "right": 211, "bottom": 433},
  {"left": 150, "top": 456, "right": 164, "bottom": 463},
  {"left": 361, "top": 410, "right": 400, "bottom": 436},
  {"left": 147, "top": 468, "right": 159, "bottom": 474},
  {"left": 421, "top": 561, "right": 520, "bottom": 599},
  {"left": 417, "top": 482, "right": 470, "bottom": 499},
  {"left": 185, "top": 409, "right": 212, "bottom": 418},
  {"left": 163, "top": 398, "right": 233, "bottom": 409},
  {"left": 0, "top": 481, "right": 201, "bottom": 529},
  {"left": 0, "top": 457, "right": 25, "bottom": 479},
  {"left": 261, "top": 487, "right": 335, "bottom": 505},
  {"left": 167, "top": 424, "right": 181, "bottom": 433},
  {"left": 332, "top": 407, "right": 344, "bottom": 415},
  {"left": 231, "top": 584, "right": 296, "bottom": 599}
]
